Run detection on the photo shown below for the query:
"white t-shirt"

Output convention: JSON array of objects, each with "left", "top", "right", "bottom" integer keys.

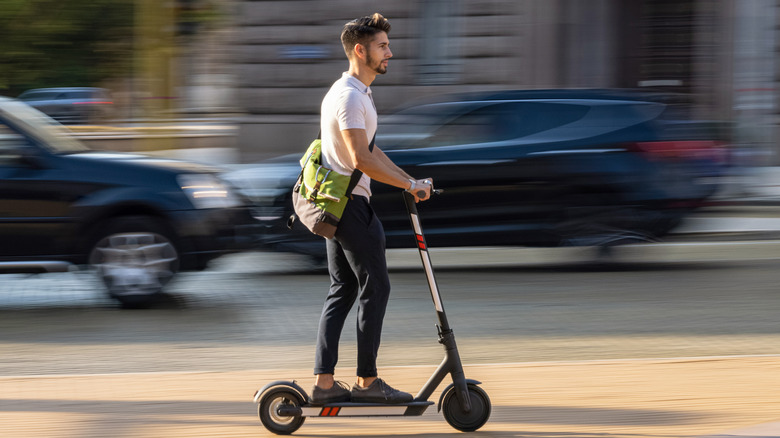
[{"left": 320, "top": 72, "right": 376, "bottom": 198}]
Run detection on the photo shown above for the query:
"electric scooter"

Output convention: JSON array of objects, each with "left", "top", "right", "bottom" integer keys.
[{"left": 253, "top": 188, "right": 491, "bottom": 434}]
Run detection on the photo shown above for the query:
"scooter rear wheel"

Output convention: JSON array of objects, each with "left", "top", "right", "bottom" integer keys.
[
  {"left": 441, "top": 383, "right": 491, "bottom": 432},
  {"left": 258, "top": 387, "right": 305, "bottom": 435}
]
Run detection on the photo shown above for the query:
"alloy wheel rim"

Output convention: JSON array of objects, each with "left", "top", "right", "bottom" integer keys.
[
  {"left": 268, "top": 396, "right": 296, "bottom": 425},
  {"left": 90, "top": 232, "right": 178, "bottom": 296}
]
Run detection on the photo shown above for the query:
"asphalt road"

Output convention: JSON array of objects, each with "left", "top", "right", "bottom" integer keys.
[
  {"left": 1, "top": 246, "right": 779, "bottom": 377},
  {"left": 2, "top": 245, "right": 780, "bottom": 437}
]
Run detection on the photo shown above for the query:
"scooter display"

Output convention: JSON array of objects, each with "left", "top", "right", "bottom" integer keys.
[{"left": 253, "top": 189, "right": 491, "bottom": 434}]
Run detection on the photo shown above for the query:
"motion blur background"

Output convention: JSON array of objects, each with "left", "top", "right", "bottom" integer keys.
[
  {"left": 3, "top": 2, "right": 780, "bottom": 437},
  {"left": 0, "top": 0, "right": 776, "bottom": 165}
]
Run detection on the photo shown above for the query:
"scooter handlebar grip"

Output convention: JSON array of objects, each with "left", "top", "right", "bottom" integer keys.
[{"left": 416, "top": 189, "right": 443, "bottom": 198}]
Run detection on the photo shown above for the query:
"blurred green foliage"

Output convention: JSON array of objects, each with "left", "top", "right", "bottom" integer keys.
[{"left": 0, "top": 0, "right": 134, "bottom": 96}]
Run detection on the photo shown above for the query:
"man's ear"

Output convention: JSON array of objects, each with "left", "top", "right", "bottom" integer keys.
[{"left": 354, "top": 43, "right": 366, "bottom": 60}]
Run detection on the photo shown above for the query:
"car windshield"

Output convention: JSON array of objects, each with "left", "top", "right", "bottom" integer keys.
[{"left": 2, "top": 100, "right": 90, "bottom": 153}]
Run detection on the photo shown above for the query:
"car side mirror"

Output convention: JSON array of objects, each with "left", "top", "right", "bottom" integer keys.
[
  {"left": 16, "top": 144, "right": 44, "bottom": 168},
  {"left": 0, "top": 140, "right": 42, "bottom": 168}
]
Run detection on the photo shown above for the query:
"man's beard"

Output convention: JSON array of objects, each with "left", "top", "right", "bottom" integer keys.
[{"left": 367, "top": 52, "right": 387, "bottom": 74}]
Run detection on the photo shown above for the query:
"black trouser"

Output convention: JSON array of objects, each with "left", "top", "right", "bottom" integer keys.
[{"left": 314, "top": 196, "right": 391, "bottom": 378}]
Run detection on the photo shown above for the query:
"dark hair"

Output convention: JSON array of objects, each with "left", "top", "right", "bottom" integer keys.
[{"left": 341, "top": 13, "right": 391, "bottom": 57}]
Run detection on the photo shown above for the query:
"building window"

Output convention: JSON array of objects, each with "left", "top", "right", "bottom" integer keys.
[
  {"left": 638, "top": 0, "right": 696, "bottom": 92},
  {"left": 418, "top": 0, "right": 461, "bottom": 84}
]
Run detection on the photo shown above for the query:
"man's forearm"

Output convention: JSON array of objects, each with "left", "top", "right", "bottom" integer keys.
[
  {"left": 373, "top": 146, "right": 414, "bottom": 183},
  {"left": 356, "top": 148, "right": 412, "bottom": 189}
]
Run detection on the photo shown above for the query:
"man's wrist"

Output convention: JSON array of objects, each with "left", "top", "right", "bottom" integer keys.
[{"left": 407, "top": 178, "right": 416, "bottom": 191}]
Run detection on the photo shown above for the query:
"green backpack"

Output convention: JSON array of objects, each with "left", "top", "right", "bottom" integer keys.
[{"left": 291, "top": 133, "right": 374, "bottom": 238}]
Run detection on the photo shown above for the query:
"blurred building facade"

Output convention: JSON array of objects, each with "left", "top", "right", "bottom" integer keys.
[{"left": 232, "top": 0, "right": 778, "bottom": 163}]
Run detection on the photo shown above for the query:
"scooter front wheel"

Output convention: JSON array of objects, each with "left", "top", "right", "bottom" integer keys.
[
  {"left": 258, "top": 387, "right": 306, "bottom": 435},
  {"left": 441, "top": 383, "right": 491, "bottom": 432}
]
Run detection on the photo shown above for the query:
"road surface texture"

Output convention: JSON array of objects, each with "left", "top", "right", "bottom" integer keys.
[{"left": 1, "top": 246, "right": 779, "bottom": 437}]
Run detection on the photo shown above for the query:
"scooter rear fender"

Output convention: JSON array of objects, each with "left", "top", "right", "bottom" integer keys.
[{"left": 253, "top": 380, "right": 309, "bottom": 404}]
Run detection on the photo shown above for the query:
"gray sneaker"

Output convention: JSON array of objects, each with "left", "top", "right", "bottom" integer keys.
[
  {"left": 309, "top": 381, "right": 351, "bottom": 405},
  {"left": 351, "top": 378, "right": 413, "bottom": 404}
]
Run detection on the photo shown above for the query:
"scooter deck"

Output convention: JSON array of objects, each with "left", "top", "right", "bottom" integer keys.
[{"left": 283, "top": 400, "right": 434, "bottom": 417}]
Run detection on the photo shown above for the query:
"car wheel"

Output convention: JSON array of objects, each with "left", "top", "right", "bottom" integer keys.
[{"left": 88, "top": 216, "right": 180, "bottom": 308}]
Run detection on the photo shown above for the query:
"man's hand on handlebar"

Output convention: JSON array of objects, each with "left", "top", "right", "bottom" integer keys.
[{"left": 407, "top": 178, "right": 434, "bottom": 203}]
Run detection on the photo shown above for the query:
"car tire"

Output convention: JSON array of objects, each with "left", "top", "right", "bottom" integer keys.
[{"left": 88, "top": 216, "right": 180, "bottom": 308}]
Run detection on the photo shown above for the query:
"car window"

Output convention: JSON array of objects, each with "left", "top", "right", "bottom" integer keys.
[
  {"left": 379, "top": 103, "right": 481, "bottom": 149},
  {"left": 18, "top": 91, "right": 59, "bottom": 101},
  {"left": 381, "top": 101, "right": 589, "bottom": 149},
  {"left": 62, "top": 91, "right": 91, "bottom": 99},
  {"left": 428, "top": 110, "right": 496, "bottom": 146},
  {"left": 429, "top": 102, "right": 589, "bottom": 146},
  {"left": 0, "top": 123, "right": 28, "bottom": 166}
]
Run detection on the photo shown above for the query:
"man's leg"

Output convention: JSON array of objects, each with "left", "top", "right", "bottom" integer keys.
[
  {"left": 314, "top": 237, "right": 359, "bottom": 377},
  {"left": 310, "top": 228, "right": 359, "bottom": 404},
  {"left": 333, "top": 197, "right": 391, "bottom": 379},
  {"left": 335, "top": 197, "right": 413, "bottom": 403}
]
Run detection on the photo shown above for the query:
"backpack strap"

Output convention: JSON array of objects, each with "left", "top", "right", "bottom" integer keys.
[
  {"left": 298, "top": 130, "right": 376, "bottom": 197},
  {"left": 345, "top": 132, "right": 376, "bottom": 197},
  {"left": 295, "top": 130, "right": 322, "bottom": 184}
]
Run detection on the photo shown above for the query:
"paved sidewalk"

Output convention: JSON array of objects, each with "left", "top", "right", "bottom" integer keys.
[{"left": 1, "top": 356, "right": 778, "bottom": 437}]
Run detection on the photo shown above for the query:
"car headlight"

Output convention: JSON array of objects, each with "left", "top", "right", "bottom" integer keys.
[{"left": 177, "top": 174, "right": 242, "bottom": 209}]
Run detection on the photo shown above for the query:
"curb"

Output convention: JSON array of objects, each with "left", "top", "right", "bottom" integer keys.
[{"left": 384, "top": 240, "right": 780, "bottom": 270}]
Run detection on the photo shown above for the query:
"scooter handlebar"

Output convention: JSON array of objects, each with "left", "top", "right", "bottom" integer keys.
[
  {"left": 415, "top": 179, "right": 441, "bottom": 198},
  {"left": 417, "top": 188, "right": 443, "bottom": 198}
]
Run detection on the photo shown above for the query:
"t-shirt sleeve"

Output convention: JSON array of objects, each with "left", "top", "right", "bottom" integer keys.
[{"left": 336, "top": 89, "right": 366, "bottom": 131}]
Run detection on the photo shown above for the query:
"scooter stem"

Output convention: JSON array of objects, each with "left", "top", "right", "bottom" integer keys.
[
  {"left": 403, "top": 190, "right": 471, "bottom": 412},
  {"left": 403, "top": 191, "right": 450, "bottom": 331}
]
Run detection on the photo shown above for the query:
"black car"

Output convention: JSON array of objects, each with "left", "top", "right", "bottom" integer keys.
[
  {"left": 0, "top": 96, "right": 258, "bottom": 307},
  {"left": 225, "top": 89, "right": 727, "bottom": 258},
  {"left": 17, "top": 87, "right": 114, "bottom": 124}
]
